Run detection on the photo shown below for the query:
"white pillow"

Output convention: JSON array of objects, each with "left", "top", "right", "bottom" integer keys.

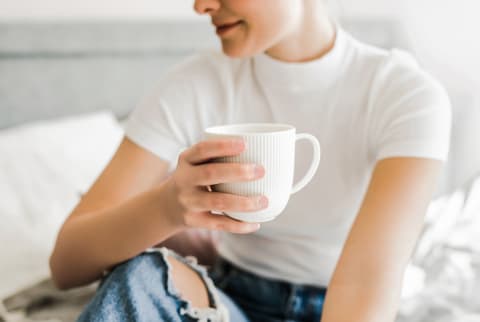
[{"left": 0, "top": 111, "right": 124, "bottom": 299}]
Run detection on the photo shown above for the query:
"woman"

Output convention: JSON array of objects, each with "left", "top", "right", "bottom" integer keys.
[{"left": 49, "top": 0, "right": 452, "bottom": 321}]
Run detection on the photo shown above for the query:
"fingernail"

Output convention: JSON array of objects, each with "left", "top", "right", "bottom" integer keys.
[{"left": 250, "top": 223, "right": 261, "bottom": 231}]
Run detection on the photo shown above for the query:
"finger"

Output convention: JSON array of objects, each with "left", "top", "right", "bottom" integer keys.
[
  {"left": 187, "top": 212, "right": 261, "bottom": 234},
  {"left": 194, "top": 163, "right": 265, "bottom": 186},
  {"left": 182, "top": 139, "right": 245, "bottom": 164},
  {"left": 189, "top": 191, "right": 269, "bottom": 213}
]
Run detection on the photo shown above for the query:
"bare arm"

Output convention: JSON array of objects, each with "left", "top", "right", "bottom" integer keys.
[
  {"left": 49, "top": 137, "right": 174, "bottom": 289},
  {"left": 49, "top": 137, "right": 266, "bottom": 290},
  {"left": 320, "top": 157, "right": 443, "bottom": 322}
]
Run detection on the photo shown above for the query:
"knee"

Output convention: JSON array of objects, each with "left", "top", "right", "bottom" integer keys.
[
  {"left": 163, "top": 252, "right": 230, "bottom": 322},
  {"left": 99, "top": 250, "right": 211, "bottom": 305},
  {"left": 78, "top": 252, "right": 172, "bottom": 321},
  {"left": 100, "top": 251, "right": 169, "bottom": 293},
  {"left": 167, "top": 255, "right": 211, "bottom": 309},
  {"left": 80, "top": 249, "right": 228, "bottom": 322}
]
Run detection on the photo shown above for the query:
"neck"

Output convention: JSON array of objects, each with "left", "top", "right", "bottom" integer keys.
[{"left": 265, "top": 3, "right": 336, "bottom": 63}]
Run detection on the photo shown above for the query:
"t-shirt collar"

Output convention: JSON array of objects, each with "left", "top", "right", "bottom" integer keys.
[{"left": 253, "top": 22, "right": 346, "bottom": 91}]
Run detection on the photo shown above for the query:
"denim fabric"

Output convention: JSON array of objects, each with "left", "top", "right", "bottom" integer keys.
[
  {"left": 77, "top": 248, "right": 248, "bottom": 322},
  {"left": 78, "top": 248, "right": 327, "bottom": 322},
  {"left": 210, "top": 258, "right": 327, "bottom": 322}
]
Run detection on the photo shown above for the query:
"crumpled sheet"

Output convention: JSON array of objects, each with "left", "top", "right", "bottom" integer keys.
[{"left": 397, "top": 174, "right": 480, "bottom": 321}]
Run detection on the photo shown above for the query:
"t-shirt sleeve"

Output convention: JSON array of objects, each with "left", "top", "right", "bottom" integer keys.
[
  {"left": 123, "top": 53, "right": 227, "bottom": 172},
  {"left": 370, "top": 49, "right": 452, "bottom": 163},
  {"left": 124, "top": 79, "right": 189, "bottom": 172}
]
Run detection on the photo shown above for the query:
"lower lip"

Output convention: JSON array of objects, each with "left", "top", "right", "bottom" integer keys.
[{"left": 216, "top": 22, "right": 242, "bottom": 37}]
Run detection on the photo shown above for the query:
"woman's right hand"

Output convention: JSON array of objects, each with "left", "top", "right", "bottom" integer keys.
[{"left": 163, "top": 138, "right": 268, "bottom": 234}]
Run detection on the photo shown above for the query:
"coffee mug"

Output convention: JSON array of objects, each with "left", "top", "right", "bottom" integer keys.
[{"left": 204, "top": 123, "right": 321, "bottom": 223}]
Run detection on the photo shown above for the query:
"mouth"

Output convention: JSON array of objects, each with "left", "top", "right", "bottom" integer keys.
[{"left": 215, "top": 21, "right": 243, "bottom": 37}]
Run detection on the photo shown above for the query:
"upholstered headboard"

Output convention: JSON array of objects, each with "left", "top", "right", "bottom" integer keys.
[
  {"left": 0, "top": 18, "right": 409, "bottom": 129},
  {"left": 2, "top": 18, "right": 478, "bottom": 196}
]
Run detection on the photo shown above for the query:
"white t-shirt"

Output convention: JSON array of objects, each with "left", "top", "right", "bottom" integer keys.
[{"left": 124, "top": 25, "right": 452, "bottom": 287}]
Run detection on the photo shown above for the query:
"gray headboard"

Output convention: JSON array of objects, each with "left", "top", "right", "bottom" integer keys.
[
  {"left": 3, "top": 18, "right": 480, "bottom": 196},
  {"left": 0, "top": 18, "right": 408, "bottom": 129}
]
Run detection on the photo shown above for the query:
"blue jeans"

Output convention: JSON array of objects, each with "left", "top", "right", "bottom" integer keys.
[{"left": 78, "top": 248, "right": 327, "bottom": 322}]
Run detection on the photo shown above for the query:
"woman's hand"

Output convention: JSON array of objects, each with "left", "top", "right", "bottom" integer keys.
[{"left": 164, "top": 139, "right": 268, "bottom": 234}]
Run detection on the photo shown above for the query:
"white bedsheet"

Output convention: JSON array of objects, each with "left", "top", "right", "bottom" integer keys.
[
  {"left": 398, "top": 175, "right": 480, "bottom": 320},
  {"left": 0, "top": 111, "right": 123, "bottom": 299}
]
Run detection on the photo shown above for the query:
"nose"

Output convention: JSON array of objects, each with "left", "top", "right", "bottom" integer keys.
[{"left": 194, "top": 0, "right": 220, "bottom": 15}]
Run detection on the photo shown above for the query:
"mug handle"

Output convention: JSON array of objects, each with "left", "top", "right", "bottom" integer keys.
[{"left": 291, "top": 133, "right": 321, "bottom": 195}]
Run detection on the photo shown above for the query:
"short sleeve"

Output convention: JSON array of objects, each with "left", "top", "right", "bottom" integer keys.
[
  {"left": 370, "top": 49, "right": 452, "bottom": 163},
  {"left": 124, "top": 52, "right": 230, "bottom": 172},
  {"left": 124, "top": 78, "right": 193, "bottom": 172}
]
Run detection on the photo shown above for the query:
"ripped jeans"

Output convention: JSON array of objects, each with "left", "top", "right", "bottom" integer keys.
[{"left": 77, "top": 248, "right": 327, "bottom": 322}]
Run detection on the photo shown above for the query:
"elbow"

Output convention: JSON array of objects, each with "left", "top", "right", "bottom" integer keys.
[
  {"left": 49, "top": 251, "right": 70, "bottom": 291},
  {"left": 49, "top": 223, "right": 77, "bottom": 290},
  {"left": 49, "top": 249, "right": 84, "bottom": 291},
  {"left": 51, "top": 276, "right": 70, "bottom": 291},
  {"left": 49, "top": 248, "right": 104, "bottom": 291}
]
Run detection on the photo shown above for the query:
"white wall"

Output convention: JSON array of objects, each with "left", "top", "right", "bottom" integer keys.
[
  {"left": 0, "top": 0, "right": 199, "bottom": 20},
  {"left": 402, "top": 0, "right": 480, "bottom": 86},
  {"left": 0, "top": 0, "right": 402, "bottom": 20},
  {"left": 2, "top": 0, "right": 477, "bottom": 104},
  {"left": 336, "top": 0, "right": 406, "bottom": 17},
  {"left": 1, "top": 0, "right": 477, "bottom": 88}
]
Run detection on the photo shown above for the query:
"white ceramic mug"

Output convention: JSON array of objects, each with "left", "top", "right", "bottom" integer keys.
[{"left": 204, "top": 123, "right": 321, "bottom": 223}]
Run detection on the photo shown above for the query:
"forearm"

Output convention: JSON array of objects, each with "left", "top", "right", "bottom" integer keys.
[
  {"left": 320, "top": 158, "right": 440, "bottom": 321},
  {"left": 321, "top": 270, "right": 403, "bottom": 322},
  {"left": 50, "top": 182, "right": 181, "bottom": 290}
]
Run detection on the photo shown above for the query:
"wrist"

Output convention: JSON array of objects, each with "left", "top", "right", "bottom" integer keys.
[{"left": 153, "top": 178, "right": 186, "bottom": 233}]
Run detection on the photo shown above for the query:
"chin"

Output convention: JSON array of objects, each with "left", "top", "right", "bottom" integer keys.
[
  {"left": 221, "top": 44, "right": 248, "bottom": 58},
  {"left": 221, "top": 42, "right": 261, "bottom": 59}
]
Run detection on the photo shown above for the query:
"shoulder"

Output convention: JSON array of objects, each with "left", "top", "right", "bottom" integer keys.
[
  {"left": 138, "top": 49, "right": 249, "bottom": 116},
  {"left": 160, "top": 49, "right": 248, "bottom": 88},
  {"left": 369, "top": 48, "right": 450, "bottom": 110},
  {"left": 365, "top": 49, "right": 452, "bottom": 162},
  {"left": 344, "top": 30, "right": 446, "bottom": 97},
  {"left": 338, "top": 29, "right": 450, "bottom": 119}
]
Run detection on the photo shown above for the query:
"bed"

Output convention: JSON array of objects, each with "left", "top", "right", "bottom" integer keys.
[{"left": 1, "top": 19, "right": 479, "bottom": 321}]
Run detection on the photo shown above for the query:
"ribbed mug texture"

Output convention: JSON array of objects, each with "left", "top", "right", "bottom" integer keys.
[{"left": 204, "top": 124, "right": 319, "bottom": 223}]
